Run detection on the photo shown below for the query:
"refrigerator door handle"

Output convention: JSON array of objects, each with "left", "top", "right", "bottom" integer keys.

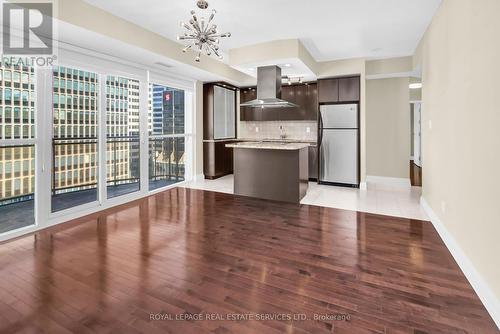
[{"left": 318, "top": 112, "right": 324, "bottom": 147}]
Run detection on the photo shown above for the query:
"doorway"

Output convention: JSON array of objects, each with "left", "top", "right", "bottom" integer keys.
[{"left": 410, "top": 102, "right": 422, "bottom": 186}]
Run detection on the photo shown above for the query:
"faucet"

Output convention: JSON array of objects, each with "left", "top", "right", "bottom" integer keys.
[{"left": 279, "top": 125, "right": 286, "bottom": 140}]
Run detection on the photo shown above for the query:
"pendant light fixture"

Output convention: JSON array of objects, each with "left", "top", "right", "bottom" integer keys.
[{"left": 177, "top": 0, "right": 231, "bottom": 62}]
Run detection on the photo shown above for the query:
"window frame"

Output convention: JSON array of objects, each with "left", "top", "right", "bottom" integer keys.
[{"left": 0, "top": 49, "right": 196, "bottom": 242}]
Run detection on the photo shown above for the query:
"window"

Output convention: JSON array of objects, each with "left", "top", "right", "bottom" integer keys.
[
  {"left": 1, "top": 57, "right": 194, "bottom": 237},
  {"left": 51, "top": 66, "right": 99, "bottom": 212},
  {"left": 105, "top": 75, "right": 140, "bottom": 199},
  {"left": 0, "top": 62, "right": 36, "bottom": 233},
  {"left": 148, "top": 84, "right": 186, "bottom": 191}
]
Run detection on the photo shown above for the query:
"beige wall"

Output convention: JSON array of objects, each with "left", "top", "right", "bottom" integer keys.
[
  {"left": 418, "top": 0, "right": 500, "bottom": 310},
  {"left": 366, "top": 56, "right": 413, "bottom": 77},
  {"left": 366, "top": 78, "right": 410, "bottom": 178}
]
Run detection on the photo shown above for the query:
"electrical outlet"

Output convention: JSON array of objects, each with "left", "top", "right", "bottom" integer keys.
[
  {"left": 255, "top": 127, "right": 259, "bottom": 133},
  {"left": 306, "top": 127, "right": 310, "bottom": 133},
  {"left": 441, "top": 200, "right": 446, "bottom": 213}
]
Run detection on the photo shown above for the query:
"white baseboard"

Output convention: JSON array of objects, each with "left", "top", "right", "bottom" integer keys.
[
  {"left": 359, "top": 182, "right": 367, "bottom": 190},
  {"left": 420, "top": 197, "right": 500, "bottom": 330},
  {"left": 366, "top": 175, "right": 411, "bottom": 187}
]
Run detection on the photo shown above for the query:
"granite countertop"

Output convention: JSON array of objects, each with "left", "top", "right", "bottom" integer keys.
[
  {"left": 204, "top": 138, "right": 317, "bottom": 145},
  {"left": 226, "top": 141, "right": 310, "bottom": 150},
  {"left": 237, "top": 138, "right": 317, "bottom": 145}
]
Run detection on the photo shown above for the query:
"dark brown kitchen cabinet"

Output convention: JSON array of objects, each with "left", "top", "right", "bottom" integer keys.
[
  {"left": 305, "top": 83, "right": 318, "bottom": 120},
  {"left": 240, "top": 83, "right": 317, "bottom": 121},
  {"left": 203, "top": 82, "right": 238, "bottom": 179},
  {"left": 240, "top": 87, "right": 258, "bottom": 121},
  {"left": 318, "top": 79, "right": 339, "bottom": 103},
  {"left": 338, "top": 77, "right": 360, "bottom": 102},
  {"left": 308, "top": 145, "right": 318, "bottom": 180},
  {"left": 203, "top": 141, "right": 236, "bottom": 179},
  {"left": 318, "top": 76, "right": 360, "bottom": 103}
]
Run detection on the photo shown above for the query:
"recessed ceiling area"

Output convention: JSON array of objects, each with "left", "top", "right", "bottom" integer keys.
[
  {"left": 233, "top": 58, "right": 317, "bottom": 83},
  {"left": 83, "top": 0, "right": 442, "bottom": 62}
]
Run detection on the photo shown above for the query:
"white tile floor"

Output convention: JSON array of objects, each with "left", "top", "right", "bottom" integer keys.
[{"left": 182, "top": 175, "right": 429, "bottom": 221}]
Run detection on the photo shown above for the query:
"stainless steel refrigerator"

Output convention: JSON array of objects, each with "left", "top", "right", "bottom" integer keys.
[{"left": 318, "top": 104, "right": 359, "bottom": 186}]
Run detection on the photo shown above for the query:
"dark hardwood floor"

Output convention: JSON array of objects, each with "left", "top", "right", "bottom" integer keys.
[
  {"left": 0, "top": 188, "right": 497, "bottom": 333},
  {"left": 410, "top": 160, "right": 422, "bottom": 186}
]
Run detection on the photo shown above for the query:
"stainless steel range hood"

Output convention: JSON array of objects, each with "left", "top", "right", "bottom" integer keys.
[{"left": 240, "top": 66, "right": 299, "bottom": 108}]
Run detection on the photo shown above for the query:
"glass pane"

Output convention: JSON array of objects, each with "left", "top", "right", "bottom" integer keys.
[
  {"left": 106, "top": 75, "right": 140, "bottom": 198},
  {"left": 148, "top": 137, "right": 185, "bottom": 191},
  {"left": 149, "top": 84, "right": 185, "bottom": 135},
  {"left": 0, "top": 62, "right": 35, "bottom": 140},
  {"left": 0, "top": 60, "right": 36, "bottom": 233},
  {"left": 52, "top": 66, "right": 99, "bottom": 212},
  {"left": 213, "top": 86, "right": 235, "bottom": 139},
  {"left": 0, "top": 145, "right": 35, "bottom": 233}
]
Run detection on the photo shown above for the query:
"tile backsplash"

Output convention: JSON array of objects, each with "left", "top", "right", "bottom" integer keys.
[{"left": 239, "top": 121, "right": 317, "bottom": 142}]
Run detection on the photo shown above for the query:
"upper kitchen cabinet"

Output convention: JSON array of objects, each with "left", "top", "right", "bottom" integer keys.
[
  {"left": 318, "top": 78, "right": 339, "bottom": 103},
  {"left": 241, "top": 83, "right": 317, "bottom": 121},
  {"left": 240, "top": 87, "right": 259, "bottom": 121},
  {"left": 305, "top": 83, "right": 318, "bottom": 119},
  {"left": 203, "top": 83, "right": 238, "bottom": 140},
  {"left": 318, "top": 76, "right": 360, "bottom": 103},
  {"left": 338, "top": 77, "right": 360, "bottom": 102}
]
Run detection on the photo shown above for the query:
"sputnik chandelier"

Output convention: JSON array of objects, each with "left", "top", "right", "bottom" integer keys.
[{"left": 177, "top": 0, "right": 231, "bottom": 62}]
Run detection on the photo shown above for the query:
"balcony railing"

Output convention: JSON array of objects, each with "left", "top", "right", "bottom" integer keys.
[{"left": 0, "top": 136, "right": 186, "bottom": 208}]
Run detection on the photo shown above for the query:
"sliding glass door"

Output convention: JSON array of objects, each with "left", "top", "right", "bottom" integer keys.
[
  {"left": 105, "top": 75, "right": 141, "bottom": 198},
  {"left": 148, "top": 83, "right": 186, "bottom": 191},
  {"left": 51, "top": 66, "right": 99, "bottom": 212},
  {"left": 0, "top": 61, "right": 36, "bottom": 233}
]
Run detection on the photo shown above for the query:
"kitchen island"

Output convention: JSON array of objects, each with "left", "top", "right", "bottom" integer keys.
[{"left": 226, "top": 142, "right": 309, "bottom": 203}]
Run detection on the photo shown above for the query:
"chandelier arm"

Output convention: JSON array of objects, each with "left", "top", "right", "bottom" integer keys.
[
  {"left": 182, "top": 44, "right": 194, "bottom": 53},
  {"left": 178, "top": 36, "right": 198, "bottom": 40},
  {"left": 181, "top": 22, "right": 193, "bottom": 31},
  {"left": 207, "top": 43, "right": 222, "bottom": 59},
  {"left": 210, "top": 32, "right": 231, "bottom": 38},
  {"left": 191, "top": 14, "right": 203, "bottom": 34}
]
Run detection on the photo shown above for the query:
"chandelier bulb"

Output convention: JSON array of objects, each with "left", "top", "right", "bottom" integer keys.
[{"left": 195, "top": 56, "right": 200, "bottom": 62}]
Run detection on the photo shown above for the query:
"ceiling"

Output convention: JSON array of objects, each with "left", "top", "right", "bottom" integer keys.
[{"left": 83, "top": 0, "right": 441, "bottom": 62}]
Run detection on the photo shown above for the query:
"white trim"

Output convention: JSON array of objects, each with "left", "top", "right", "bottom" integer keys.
[
  {"left": 366, "top": 175, "right": 411, "bottom": 187},
  {"left": 194, "top": 174, "right": 205, "bottom": 181},
  {"left": 420, "top": 197, "right": 500, "bottom": 330},
  {"left": 359, "top": 182, "right": 367, "bottom": 190}
]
